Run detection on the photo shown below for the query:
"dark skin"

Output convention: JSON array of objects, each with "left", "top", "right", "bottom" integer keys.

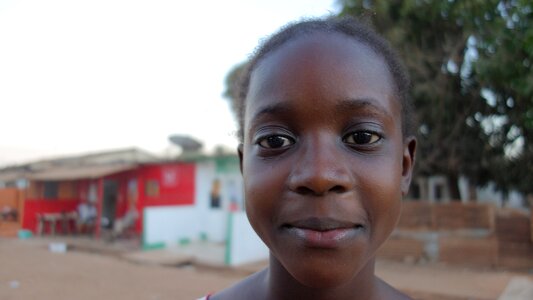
[{"left": 212, "top": 32, "right": 416, "bottom": 300}]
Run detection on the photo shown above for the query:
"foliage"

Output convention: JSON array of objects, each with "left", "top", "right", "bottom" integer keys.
[
  {"left": 223, "top": 62, "right": 247, "bottom": 122},
  {"left": 473, "top": 0, "right": 533, "bottom": 195},
  {"left": 337, "top": 0, "right": 533, "bottom": 198}
]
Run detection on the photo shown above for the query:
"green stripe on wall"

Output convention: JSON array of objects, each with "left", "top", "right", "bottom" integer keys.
[
  {"left": 142, "top": 208, "right": 147, "bottom": 248},
  {"left": 178, "top": 237, "right": 191, "bottom": 246},
  {"left": 142, "top": 242, "right": 166, "bottom": 251},
  {"left": 224, "top": 212, "right": 234, "bottom": 265},
  {"left": 215, "top": 156, "right": 240, "bottom": 174}
]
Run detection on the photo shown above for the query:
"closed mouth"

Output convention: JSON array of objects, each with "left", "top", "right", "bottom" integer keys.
[
  {"left": 282, "top": 217, "right": 365, "bottom": 231},
  {"left": 280, "top": 217, "right": 366, "bottom": 249}
]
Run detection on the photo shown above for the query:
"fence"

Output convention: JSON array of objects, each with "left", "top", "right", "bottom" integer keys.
[{"left": 378, "top": 201, "right": 533, "bottom": 270}]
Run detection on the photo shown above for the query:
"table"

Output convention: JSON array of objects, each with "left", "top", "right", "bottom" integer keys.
[{"left": 37, "top": 212, "right": 78, "bottom": 236}]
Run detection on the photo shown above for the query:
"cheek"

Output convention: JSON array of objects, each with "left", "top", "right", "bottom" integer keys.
[
  {"left": 358, "top": 156, "right": 403, "bottom": 245},
  {"left": 243, "top": 155, "right": 285, "bottom": 245}
]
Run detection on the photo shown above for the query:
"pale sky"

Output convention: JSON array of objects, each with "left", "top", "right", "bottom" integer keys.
[{"left": 0, "top": 0, "right": 338, "bottom": 166}]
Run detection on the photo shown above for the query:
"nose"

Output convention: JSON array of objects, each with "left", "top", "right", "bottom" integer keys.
[{"left": 287, "top": 134, "right": 355, "bottom": 196}]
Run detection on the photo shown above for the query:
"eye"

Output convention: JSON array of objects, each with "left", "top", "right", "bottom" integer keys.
[
  {"left": 343, "top": 131, "right": 382, "bottom": 145},
  {"left": 257, "top": 135, "right": 294, "bottom": 149}
]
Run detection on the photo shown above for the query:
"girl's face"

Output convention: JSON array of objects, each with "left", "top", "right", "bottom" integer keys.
[{"left": 240, "top": 32, "right": 415, "bottom": 288}]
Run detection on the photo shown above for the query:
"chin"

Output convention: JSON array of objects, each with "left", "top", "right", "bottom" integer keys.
[
  {"left": 279, "top": 249, "right": 371, "bottom": 289},
  {"left": 292, "top": 268, "right": 355, "bottom": 289}
]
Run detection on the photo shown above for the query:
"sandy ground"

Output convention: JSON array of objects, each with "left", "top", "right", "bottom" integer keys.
[
  {"left": 0, "top": 238, "right": 239, "bottom": 300},
  {"left": 1, "top": 237, "right": 533, "bottom": 300}
]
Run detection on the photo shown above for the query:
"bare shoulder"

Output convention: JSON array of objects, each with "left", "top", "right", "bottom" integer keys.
[
  {"left": 376, "top": 276, "right": 413, "bottom": 300},
  {"left": 209, "top": 269, "right": 267, "bottom": 300}
]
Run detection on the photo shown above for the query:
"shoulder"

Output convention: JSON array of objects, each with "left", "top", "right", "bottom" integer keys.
[
  {"left": 209, "top": 268, "right": 267, "bottom": 300},
  {"left": 376, "top": 276, "right": 413, "bottom": 300}
]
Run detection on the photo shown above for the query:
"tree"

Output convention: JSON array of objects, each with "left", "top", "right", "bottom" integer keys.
[
  {"left": 473, "top": 0, "right": 533, "bottom": 197},
  {"left": 337, "top": 0, "right": 532, "bottom": 200},
  {"left": 223, "top": 62, "right": 247, "bottom": 123}
]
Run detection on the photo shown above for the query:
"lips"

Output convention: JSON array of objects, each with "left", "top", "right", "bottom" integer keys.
[
  {"left": 284, "top": 217, "right": 363, "bottom": 231},
  {"left": 281, "top": 217, "right": 365, "bottom": 249}
]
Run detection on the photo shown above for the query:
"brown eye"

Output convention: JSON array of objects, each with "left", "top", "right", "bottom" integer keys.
[
  {"left": 258, "top": 135, "right": 294, "bottom": 149},
  {"left": 343, "top": 131, "right": 381, "bottom": 145}
]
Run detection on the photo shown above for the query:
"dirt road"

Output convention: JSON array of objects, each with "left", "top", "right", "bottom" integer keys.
[
  {"left": 1, "top": 237, "right": 532, "bottom": 300},
  {"left": 0, "top": 238, "right": 238, "bottom": 300}
]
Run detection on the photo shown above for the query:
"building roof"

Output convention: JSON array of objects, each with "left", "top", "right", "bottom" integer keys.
[
  {"left": 0, "top": 169, "right": 28, "bottom": 182},
  {"left": 26, "top": 147, "right": 159, "bottom": 171},
  {"left": 26, "top": 163, "right": 137, "bottom": 181},
  {"left": 0, "top": 147, "right": 159, "bottom": 183},
  {"left": 0, "top": 147, "right": 241, "bottom": 182}
]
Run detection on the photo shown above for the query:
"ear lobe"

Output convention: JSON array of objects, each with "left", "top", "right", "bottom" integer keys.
[
  {"left": 237, "top": 144, "right": 244, "bottom": 175},
  {"left": 401, "top": 136, "right": 417, "bottom": 196}
]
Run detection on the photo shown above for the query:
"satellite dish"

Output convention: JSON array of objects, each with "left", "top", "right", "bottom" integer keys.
[{"left": 168, "top": 135, "right": 203, "bottom": 152}]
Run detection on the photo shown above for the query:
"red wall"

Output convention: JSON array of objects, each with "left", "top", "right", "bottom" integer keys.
[
  {"left": 21, "top": 163, "right": 196, "bottom": 236},
  {"left": 134, "top": 163, "right": 195, "bottom": 235},
  {"left": 22, "top": 199, "right": 80, "bottom": 233},
  {"left": 138, "top": 163, "right": 195, "bottom": 207},
  {"left": 87, "top": 164, "right": 195, "bottom": 235}
]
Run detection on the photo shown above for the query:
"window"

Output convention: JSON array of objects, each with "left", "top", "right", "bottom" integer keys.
[
  {"left": 209, "top": 179, "right": 221, "bottom": 208},
  {"left": 145, "top": 179, "right": 159, "bottom": 197},
  {"left": 43, "top": 181, "right": 59, "bottom": 199},
  {"left": 411, "top": 183, "right": 421, "bottom": 200},
  {"left": 435, "top": 185, "right": 443, "bottom": 201},
  {"left": 127, "top": 179, "right": 138, "bottom": 202}
]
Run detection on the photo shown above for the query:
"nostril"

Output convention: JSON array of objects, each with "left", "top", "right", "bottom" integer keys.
[
  {"left": 293, "top": 185, "right": 346, "bottom": 196},
  {"left": 329, "top": 185, "right": 346, "bottom": 194},
  {"left": 287, "top": 161, "right": 354, "bottom": 195},
  {"left": 295, "top": 186, "right": 315, "bottom": 195}
]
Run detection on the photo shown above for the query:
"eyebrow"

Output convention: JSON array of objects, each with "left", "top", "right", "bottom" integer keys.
[
  {"left": 250, "top": 97, "right": 393, "bottom": 123},
  {"left": 335, "top": 98, "right": 393, "bottom": 120},
  {"left": 250, "top": 102, "right": 292, "bottom": 122}
]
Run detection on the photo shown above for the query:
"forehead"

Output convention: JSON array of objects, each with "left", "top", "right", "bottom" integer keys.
[{"left": 245, "top": 32, "right": 399, "bottom": 128}]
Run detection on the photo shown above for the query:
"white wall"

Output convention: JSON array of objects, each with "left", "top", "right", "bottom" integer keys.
[
  {"left": 427, "top": 176, "right": 450, "bottom": 202},
  {"left": 226, "top": 211, "right": 269, "bottom": 266},
  {"left": 143, "top": 206, "right": 269, "bottom": 266},
  {"left": 195, "top": 160, "right": 244, "bottom": 212},
  {"left": 195, "top": 161, "right": 216, "bottom": 237},
  {"left": 143, "top": 160, "right": 244, "bottom": 247},
  {"left": 459, "top": 176, "right": 525, "bottom": 207},
  {"left": 143, "top": 205, "right": 199, "bottom": 247},
  {"left": 220, "top": 173, "right": 243, "bottom": 209},
  {"left": 194, "top": 159, "right": 245, "bottom": 242},
  {"left": 205, "top": 210, "right": 227, "bottom": 243},
  {"left": 476, "top": 181, "right": 525, "bottom": 208},
  {"left": 195, "top": 161, "right": 216, "bottom": 211}
]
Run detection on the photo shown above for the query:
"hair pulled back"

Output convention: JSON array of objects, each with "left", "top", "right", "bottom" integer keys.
[{"left": 235, "top": 17, "right": 414, "bottom": 141}]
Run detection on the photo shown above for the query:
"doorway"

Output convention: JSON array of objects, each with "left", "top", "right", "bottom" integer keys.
[{"left": 101, "top": 180, "right": 118, "bottom": 229}]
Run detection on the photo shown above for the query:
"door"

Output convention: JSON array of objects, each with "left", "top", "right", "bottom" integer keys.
[{"left": 101, "top": 180, "right": 118, "bottom": 229}]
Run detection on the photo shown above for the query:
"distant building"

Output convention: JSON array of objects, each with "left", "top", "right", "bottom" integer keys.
[
  {"left": 408, "top": 175, "right": 527, "bottom": 209},
  {"left": 0, "top": 147, "right": 268, "bottom": 265}
]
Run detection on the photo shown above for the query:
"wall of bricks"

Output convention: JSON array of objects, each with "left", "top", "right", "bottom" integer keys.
[
  {"left": 398, "top": 201, "right": 494, "bottom": 230},
  {"left": 378, "top": 201, "right": 533, "bottom": 270}
]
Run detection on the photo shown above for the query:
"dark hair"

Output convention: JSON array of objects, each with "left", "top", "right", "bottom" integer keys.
[{"left": 235, "top": 16, "right": 414, "bottom": 141}]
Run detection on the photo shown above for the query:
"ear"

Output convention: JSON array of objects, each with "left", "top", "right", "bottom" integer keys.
[
  {"left": 237, "top": 143, "right": 244, "bottom": 175},
  {"left": 401, "top": 136, "right": 417, "bottom": 196}
]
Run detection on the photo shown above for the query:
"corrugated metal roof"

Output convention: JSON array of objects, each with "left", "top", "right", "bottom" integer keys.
[
  {"left": 25, "top": 148, "right": 159, "bottom": 171},
  {"left": 0, "top": 170, "right": 27, "bottom": 182},
  {"left": 27, "top": 164, "right": 137, "bottom": 181},
  {"left": 0, "top": 147, "right": 161, "bottom": 182}
]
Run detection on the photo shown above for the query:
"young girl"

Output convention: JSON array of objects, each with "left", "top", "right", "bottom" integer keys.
[{"left": 204, "top": 16, "right": 417, "bottom": 300}]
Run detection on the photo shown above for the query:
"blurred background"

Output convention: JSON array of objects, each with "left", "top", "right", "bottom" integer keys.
[{"left": 1, "top": 0, "right": 532, "bottom": 299}]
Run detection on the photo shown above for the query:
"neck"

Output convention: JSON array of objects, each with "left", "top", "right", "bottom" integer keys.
[{"left": 266, "top": 255, "right": 379, "bottom": 300}]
